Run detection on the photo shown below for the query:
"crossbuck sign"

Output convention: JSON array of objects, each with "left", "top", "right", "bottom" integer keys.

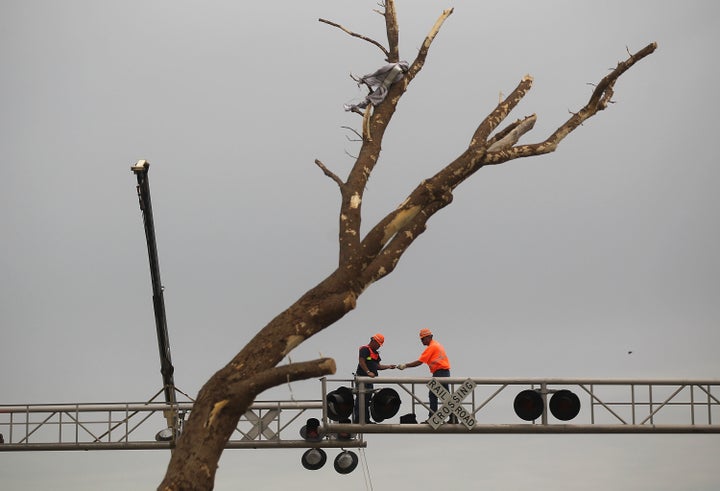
[{"left": 426, "top": 378, "right": 477, "bottom": 429}]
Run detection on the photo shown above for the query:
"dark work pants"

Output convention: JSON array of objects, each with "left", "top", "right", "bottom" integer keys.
[
  {"left": 429, "top": 369, "right": 450, "bottom": 415},
  {"left": 353, "top": 378, "right": 374, "bottom": 423}
]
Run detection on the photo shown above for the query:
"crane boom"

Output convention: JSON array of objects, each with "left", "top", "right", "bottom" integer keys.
[{"left": 131, "top": 160, "right": 177, "bottom": 425}]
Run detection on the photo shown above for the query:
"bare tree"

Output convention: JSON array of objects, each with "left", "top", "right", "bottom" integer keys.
[{"left": 158, "top": 2, "right": 656, "bottom": 489}]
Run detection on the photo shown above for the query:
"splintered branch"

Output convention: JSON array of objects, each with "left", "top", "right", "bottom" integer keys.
[
  {"left": 483, "top": 42, "right": 658, "bottom": 164},
  {"left": 383, "top": 0, "right": 400, "bottom": 62},
  {"left": 359, "top": 198, "right": 446, "bottom": 287},
  {"left": 318, "top": 18, "right": 389, "bottom": 59},
  {"left": 358, "top": 42, "right": 656, "bottom": 279},
  {"left": 323, "top": 5, "right": 457, "bottom": 268},
  {"left": 342, "top": 6, "right": 453, "bottom": 205},
  {"left": 487, "top": 114, "right": 537, "bottom": 151},
  {"left": 359, "top": 177, "right": 452, "bottom": 266},
  {"left": 406, "top": 8, "right": 454, "bottom": 81},
  {"left": 363, "top": 201, "right": 422, "bottom": 255},
  {"left": 362, "top": 104, "right": 373, "bottom": 141},
  {"left": 323, "top": 6, "right": 454, "bottom": 266},
  {"left": 471, "top": 75, "right": 534, "bottom": 149}
]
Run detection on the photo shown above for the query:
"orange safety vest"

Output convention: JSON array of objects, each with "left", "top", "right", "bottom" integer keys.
[{"left": 418, "top": 339, "right": 450, "bottom": 373}]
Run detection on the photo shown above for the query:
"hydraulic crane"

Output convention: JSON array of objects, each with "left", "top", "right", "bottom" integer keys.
[{"left": 130, "top": 160, "right": 178, "bottom": 437}]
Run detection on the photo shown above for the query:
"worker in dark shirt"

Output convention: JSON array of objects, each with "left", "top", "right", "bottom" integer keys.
[{"left": 354, "top": 333, "right": 396, "bottom": 423}]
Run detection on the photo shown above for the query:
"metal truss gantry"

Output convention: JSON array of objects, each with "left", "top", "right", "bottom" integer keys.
[
  {"left": 0, "top": 390, "right": 364, "bottom": 452},
  {"left": 336, "top": 377, "right": 720, "bottom": 434},
  {"left": 1, "top": 377, "right": 718, "bottom": 452}
]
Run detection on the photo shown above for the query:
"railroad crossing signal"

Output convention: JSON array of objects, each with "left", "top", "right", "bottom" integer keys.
[
  {"left": 301, "top": 448, "right": 327, "bottom": 470},
  {"left": 326, "top": 386, "right": 354, "bottom": 421},
  {"left": 512, "top": 388, "right": 582, "bottom": 422},
  {"left": 369, "top": 388, "right": 402, "bottom": 422},
  {"left": 426, "top": 378, "right": 477, "bottom": 429},
  {"left": 549, "top": 389, "right": 581, "bottom": 421},
  {"left": 300, "top": 418, "right": 323, "bottom": 442},
  {"left": 513, "top": 389, "right": 544, "bottom": 421}
]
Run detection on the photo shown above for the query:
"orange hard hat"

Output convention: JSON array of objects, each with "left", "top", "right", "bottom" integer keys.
[
  {"left": 372, "top": 333, "right": 385, "bottom": 346},
  {"left": 419, "top": 328, "right": 433, "bottom": 339}
]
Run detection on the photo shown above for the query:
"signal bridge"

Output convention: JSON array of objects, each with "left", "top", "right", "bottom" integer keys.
[
  {"left": 331, "top": 376, "right": 720, "bottom": 434},
  {"left": 2, "top": 376, "right": 718, "bottom": 452}
]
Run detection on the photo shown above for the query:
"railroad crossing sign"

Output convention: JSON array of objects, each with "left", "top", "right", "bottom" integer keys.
[{"left": 426, "top": 378, "right": 477, "bottom": 429}]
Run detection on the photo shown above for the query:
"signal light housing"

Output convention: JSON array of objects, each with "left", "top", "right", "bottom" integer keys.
[
  {"left": 334, "top": 450, "right": 359, "bottom": 474},
  {"left": 326, "top": 386, "right": 355, "bottom": 421},
  {"left": 299, "top": 418, "right": 323, "bottom": 442},
  {"left": 549, "top": 389, "right": 581, "bottom": 421},
  {"left": 513, "top": 388, "right": 582, "bottom": 422},
  {"left": 336, "top": 418, "right": 353, "bottom": 441},
  {"left": 301, "top": 448, "right": 327, "bottom": 470},
  {"left": 155, "top": 427, "right": 174, "bottom": 441},
  {"left": 370, "top": 387, "right": 401, "bottom": 422},
  {"left": 513, "top": 389, "right": 544, "bottom": 421}
]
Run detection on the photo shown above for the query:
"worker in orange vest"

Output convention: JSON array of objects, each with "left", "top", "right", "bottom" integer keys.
[{"left": 398, "top": 328, "right": 454, "bottom": 422}]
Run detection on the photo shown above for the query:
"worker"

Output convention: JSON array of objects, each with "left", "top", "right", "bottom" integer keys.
[
  {"left": 354, "top": 333, "right": 396, "bottom": 423},
  {"left": 398, "top": 328, "right": 454, "bottom": 421}
]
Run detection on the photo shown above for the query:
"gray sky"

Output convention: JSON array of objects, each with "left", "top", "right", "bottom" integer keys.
[{"left": 1, "top": 0, "right": 719, "bottom": 489}]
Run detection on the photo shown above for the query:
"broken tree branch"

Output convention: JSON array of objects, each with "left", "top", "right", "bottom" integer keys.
[
  {"left": 227, "top": 358, "right": 336, "bottom": 404},
  {"left": 487, "top": 114, "right": 537, "bottom": 151},
  {"left": 332, "top": 7, "right": 454, "bottom": 269},
  {"left": 483, "top": 42, "right": 658, "bottom": 165},
  {"left": 383, "top": 0, "right": 400, "bottom": 62},
  {"left": 471, "top": 75, "right": 534, "bottom": 149},
  {"left": 405, "top": 8, "right": 454, "bottom": 82}
]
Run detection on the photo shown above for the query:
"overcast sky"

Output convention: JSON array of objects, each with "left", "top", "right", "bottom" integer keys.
[{"left": 1, "top": 0, "right": 719, "bottom": 490}]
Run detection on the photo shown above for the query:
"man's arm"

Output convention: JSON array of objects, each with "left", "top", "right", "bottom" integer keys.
[
  {"left": 358, "top": 356, "right": 376, "bottom": 377},
  {"left": 397, "top": 360, "right": 422, "bottom": 370}
]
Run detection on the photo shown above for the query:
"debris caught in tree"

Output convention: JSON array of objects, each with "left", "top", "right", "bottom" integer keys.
[{"left": 344, "top": 61, "right": 409, "bottom": 111}]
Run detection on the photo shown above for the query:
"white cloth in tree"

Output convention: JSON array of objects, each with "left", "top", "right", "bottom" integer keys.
[{"left": 344, "top": 61, "right": 409, "bottom": 111}]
